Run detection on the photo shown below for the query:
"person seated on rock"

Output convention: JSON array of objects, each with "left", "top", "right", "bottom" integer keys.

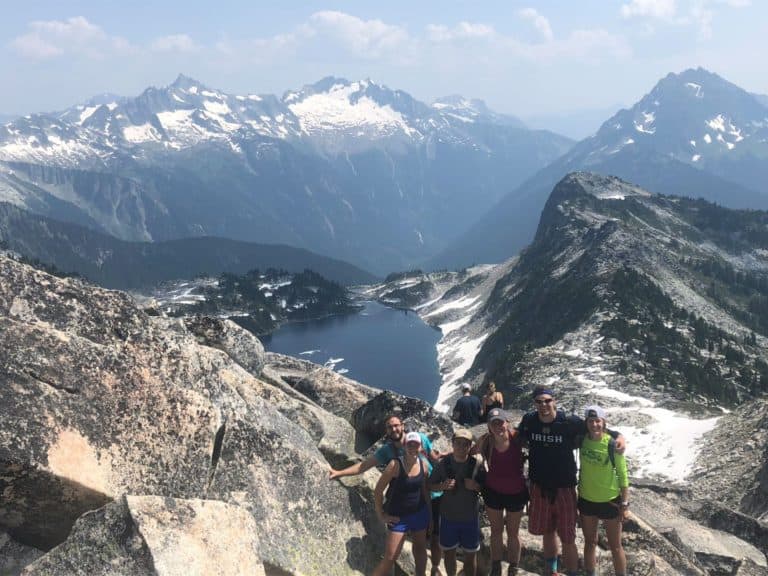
[
  {"left": 452, "top": 383, "right": 482, "bottom": 426},
  {"left": 517, "top": 386, "right": 626, "bottom": 576},
  {"left": 373, "top": 431, "right": 432, "bottom": 576},
  {"left": 327, "top": 413, "right": 444, "bottom": 574},
  {"left": 480, "top": 381, "right": 504, "bottom": 422},
  {"left": 428, "top": 428, "right": 485, "bottom": 576},
  {"left": 476, "top": 408, "right": 528, "bottom": 576},
  {"left": 578, "top": 405, "right": 629, "bottom": 576}
]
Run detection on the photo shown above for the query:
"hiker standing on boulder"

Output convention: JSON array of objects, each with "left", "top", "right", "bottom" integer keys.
[
  {"left": 480, "top": 381, "right": 504, "bottom": 422},
  {"left": 328, "top": 414, "right": 444, "bottom": 574},
  {"left": 517, "top": 386, "right": 625, "bottom": 576},
  {"left": 477, "top": 408, "right": 528, "bottom": 576},
  {"left": 373, "top": 431, "right": 432, "bottom": 576},
  {"left": 578, "top": 405, "right": 629, "bottom": 576},
  {"left": 452, "top": 383, "right": 482, "bottom": 426},
  {"left": 428, "top": 429, "right": 485, "bottom": 576}
]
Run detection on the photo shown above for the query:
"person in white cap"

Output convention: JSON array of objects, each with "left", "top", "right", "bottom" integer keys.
[
  {"left": 452, "top": 383, "right": 482, "bottom": 426},
  {"left": 328, "top": 414, "right": 444, "bottom": 574},
  {"left": 578, "top": 405, "right": 629, "bottom": 576},
  {"left": 374, "top": 431, "right": 432, "bottom": 576}
]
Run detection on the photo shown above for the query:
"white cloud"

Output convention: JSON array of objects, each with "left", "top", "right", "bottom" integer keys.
[
  {"left": 518, "top": 8, "right": 554, "bottom": 42},
  {"left": 150, "top": 34, "right": 198, "bottom": 53},
  {"left": 11, "top": 16, "right": 109, "bottom": 60},
  {"left": 10, "top": 16, "right": 143, "bottom": 61},
  {"left": 424, "top": 20, "right": 629, "bottom": 65},
  {"left": 620, "top": 0, "right": 752, "bottom": 40},
  {"left": 309, "top": 11, "right": 411, "bottom": 60},
  {"left": 426, "top": 22, "right": 496, "bottom": 43},
  {"left": 621, "top": 0, "right": 678, "bottom": 19}
]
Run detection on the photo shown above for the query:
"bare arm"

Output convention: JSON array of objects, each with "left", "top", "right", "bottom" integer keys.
[
  {"left": 328, "top": 455, "right": 378, "bottom": 480},
  {"left": 375, "top": 460, "right": 399, "bottom": 523}
]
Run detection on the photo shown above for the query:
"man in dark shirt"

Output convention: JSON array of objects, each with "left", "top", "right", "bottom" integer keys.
[
  {"left": 452, "top": 383, "right": 482, "bottom": 426},
  {"left": 517, "top": 385, "right": 624, "bottom": 576}
]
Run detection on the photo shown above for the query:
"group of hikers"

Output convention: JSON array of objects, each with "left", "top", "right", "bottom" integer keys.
[{"left": 328, "top": 384, "right": 630, "bottom": 576}]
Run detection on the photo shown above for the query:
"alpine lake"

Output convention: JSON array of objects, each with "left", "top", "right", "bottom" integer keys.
[{"left": 261, "top": 300, "right": 443, "bottom": 403}]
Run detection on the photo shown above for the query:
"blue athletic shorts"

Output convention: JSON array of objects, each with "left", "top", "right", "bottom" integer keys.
[
  {"left": 439, "top": 516, "right": 481, "bottom": 552},
  {"left": 387, "top": 504, "right": 430, "bottom": 533}
]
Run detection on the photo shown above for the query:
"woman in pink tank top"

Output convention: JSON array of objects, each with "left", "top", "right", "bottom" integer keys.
[{"left": 477, "top": 408, "right": 529, "bottom": 576}]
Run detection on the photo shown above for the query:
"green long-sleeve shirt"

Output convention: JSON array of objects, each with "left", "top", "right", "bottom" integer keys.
[{"left": 578, "top": 434, "right": 629, "bottom": 503}]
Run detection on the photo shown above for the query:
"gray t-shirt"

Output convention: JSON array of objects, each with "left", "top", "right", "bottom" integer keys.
[{"left": 429, "top": 455, "right": 481, "bottom": 522}]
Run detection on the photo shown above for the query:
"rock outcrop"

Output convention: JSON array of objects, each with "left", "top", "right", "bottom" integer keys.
[
  {"left": 0, "top": 254, "right": 382, "bottom": 574},
  {"left": 22, "top": 496, "right": 265, "bottom": 576}
]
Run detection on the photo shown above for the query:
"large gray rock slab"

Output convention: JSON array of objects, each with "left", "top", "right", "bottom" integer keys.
[
  {"left": 21, "top": 495, "right": 265, "bottom": 576},
  {"left": 265, "top": 352, "right": 380, "bottom": 421},
  {"left": 0, "top": 255, "right": 380, "bottom": 575}
]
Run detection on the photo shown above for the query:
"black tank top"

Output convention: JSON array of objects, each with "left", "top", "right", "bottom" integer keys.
[{"left": 385, "top": 457, "right": 426, "bottom": 516}]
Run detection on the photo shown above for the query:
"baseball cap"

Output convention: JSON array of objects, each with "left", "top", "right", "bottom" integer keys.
[
  {"left": 404, "top": 431, "right": 422, "bottom": 444},
  {"left": 452, "top": 428, "right": 474, "bottom": 442},
  {"left": 487, "top": 408, "right": 508, "bottom": 422},
  {"left": 584, "top": 405, "right": 606, "bottom": 420},
  {"left": 461, "top": 383, "right": 471, "bottom": 391}
]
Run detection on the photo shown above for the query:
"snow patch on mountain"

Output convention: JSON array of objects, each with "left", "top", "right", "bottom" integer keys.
[
  {"left": 287, "top": 81, "right": 419, "bottom": 138},
  {"left": 123, "top": 123, "right": 161, "bottom": 144}
]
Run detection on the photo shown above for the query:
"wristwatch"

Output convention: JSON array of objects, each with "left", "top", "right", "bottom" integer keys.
[{"left": 621, "top": 501, "right": 630, "bottom": 508}]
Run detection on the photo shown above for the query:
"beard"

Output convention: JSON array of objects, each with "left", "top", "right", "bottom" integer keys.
[{"left": 387, "top": 429, "right": 404, "bottom": 443}]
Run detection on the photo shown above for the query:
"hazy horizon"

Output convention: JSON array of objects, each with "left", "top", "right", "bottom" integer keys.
[{"left": 1, "top": 1, "right": 766, "bottom": 121}]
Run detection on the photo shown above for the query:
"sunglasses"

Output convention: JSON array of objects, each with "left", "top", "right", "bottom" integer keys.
[{"left": 534, "top": 398, "right": 553, "bottom": 405}]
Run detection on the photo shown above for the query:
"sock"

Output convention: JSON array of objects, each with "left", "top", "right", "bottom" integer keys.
[{"left": 545, "top": 557, "right": 558, "bottom": 573}]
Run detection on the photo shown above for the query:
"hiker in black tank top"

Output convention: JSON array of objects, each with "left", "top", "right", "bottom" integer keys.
[
  {"left": 481, "top": 381, "right": 504, "bottom": 422},
  {"left": 373, "top": 431, "right": 431, "bottom": 576}
]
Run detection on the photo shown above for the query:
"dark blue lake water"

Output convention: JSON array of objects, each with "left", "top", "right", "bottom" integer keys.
[{"left": 261, "top": 300, "right": 443, "bottom": 403}]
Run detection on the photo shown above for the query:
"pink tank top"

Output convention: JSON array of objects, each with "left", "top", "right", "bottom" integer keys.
[{"left": 486, "top": 439, "right": 526, "bottom": 494}]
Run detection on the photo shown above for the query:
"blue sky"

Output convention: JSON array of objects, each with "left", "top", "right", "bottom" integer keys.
[{"left": 2, "top": 0, "right": 766, "bottom": 124}]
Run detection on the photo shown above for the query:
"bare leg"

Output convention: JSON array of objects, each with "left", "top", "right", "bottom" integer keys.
[
  {"left": 431, "top": 533, "right": 442, "bottom": 575},
  {"left": 463, "top": 551, "right": 477, "bottom": 576},
  {"left": 604, "top": 518, "right": 627, "bottom": 576},
  {"left": 562, "top": 540, "right": 579, "bottom": 573},
  {"left": 580, "top": 515, "right": 599, "bottom": 574},
  {"left": 542, "top": 529, "right": 558, "bottom": 561},
  {"left": 373, "top": 530, "right": 407, "bottom": 576},
  {"left": 505, "top": 511, "right": 524, "bottom": 566},
  {"left": 412, "top": 530, "right": 429, "bottom": 576},
  {"left": 443, "top": 548, "right": 457, "bottom": 576},
  {"left": 487, "top": 507, "right": 505, "bottom": 562}
]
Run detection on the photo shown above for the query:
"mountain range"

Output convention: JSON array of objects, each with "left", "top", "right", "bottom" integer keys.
[
  {"left": 0, "top": 202, "right": 375, "bottom": 288},
  {"left": 0, "top": 75, "right": 571, "bottom": 276},
  {"left": 430, "top": 68, "right": 768, "bottom": 270}
]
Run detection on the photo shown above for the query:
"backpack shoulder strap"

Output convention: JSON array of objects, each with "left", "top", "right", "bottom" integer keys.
[{"left": 607, "top": 437, "right": 617, "bottom": 469}]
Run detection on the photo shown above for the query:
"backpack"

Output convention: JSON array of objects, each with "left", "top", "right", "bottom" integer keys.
[{"left": 442, "top": 453, "right": 485, "bottom": 486}]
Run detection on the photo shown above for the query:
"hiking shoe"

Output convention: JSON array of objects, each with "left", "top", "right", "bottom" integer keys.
[
  {"left": 489, "top": 561, "right": 502, "bottom": 576},
  {"left": 507, "top": 565, "right": 518, "bottom": 576}
]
